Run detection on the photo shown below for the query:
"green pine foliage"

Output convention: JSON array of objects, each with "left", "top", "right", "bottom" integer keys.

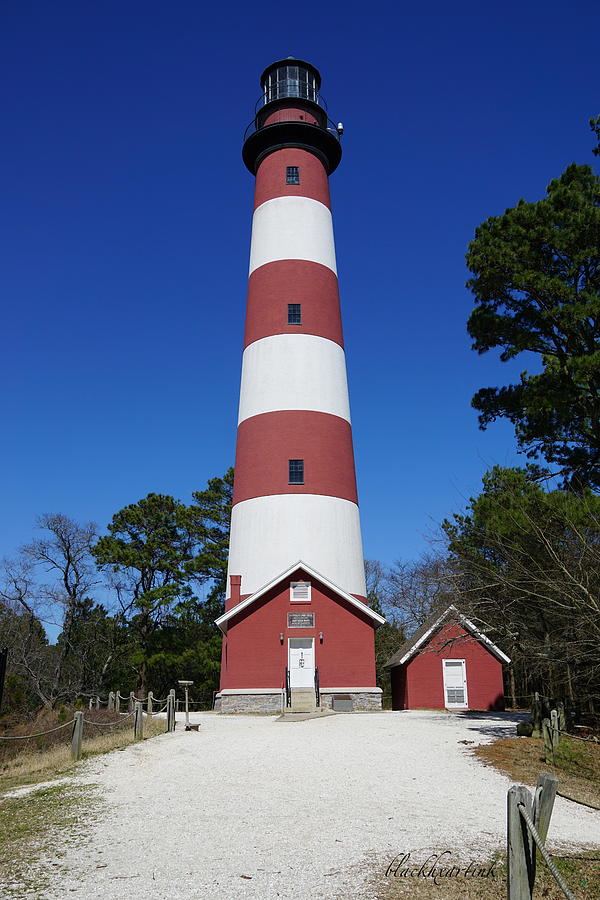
[
  {"left": 91, "top": 473, "right": 233, "bottom": 697},
  {"left": 466, "top": 163, "right": 600, "bottom": 489}
]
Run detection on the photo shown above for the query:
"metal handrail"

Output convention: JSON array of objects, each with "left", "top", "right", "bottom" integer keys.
[
  {"left": 243, "top": 112, "right": 341, "bottom": 144},
  {"left": 285, "top": 667, "right": 291, "bottom": 708},
  {"left": 314, "top": 667, "right": 320, "bottom": 708}
]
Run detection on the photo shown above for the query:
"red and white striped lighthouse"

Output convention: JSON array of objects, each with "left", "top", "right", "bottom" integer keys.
[{"left": 215, "top": 59, "right": 384, "bottom": 714}]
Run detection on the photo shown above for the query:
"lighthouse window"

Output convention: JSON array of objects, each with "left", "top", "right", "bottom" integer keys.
[
  {"left": 286, "top": 166, "right": 300, "bottom": 185},
  {"left": 289, "top": 459, "right": 304, "bottom": 484},
  {"left": 288, "top": 303, "right": 302, "bottom": 325}
]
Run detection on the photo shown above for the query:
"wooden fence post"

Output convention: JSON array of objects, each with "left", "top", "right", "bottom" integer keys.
[
  {"left": 550, "top": 709, "right": 560, "bottom": 749},
  {"left": 147, "top": 692, "right": 153, "bottom": 715},
  {"left": 108, "top": 691, "right": 115, "bottom": 711},
  {"left": 115, "top": 691, "right": 121, "bottom": 714},
  {"left": 88, "top": 697, "right": 93, "bottom": 710},
  {"left": 531, "top": 692, "right": 542, "bottom": 738},
  {"left": 542, "top": 718, "right": 554, "bottom": 765},
  {"left": 71, "top": 711, "right": 84, "bottom": 761},
  {"left": 134, "top": 701, "right": 143, "bottom": 740},
  {"left": 507, "top": 785, "right": 534, "bottom": 899},
  {"left": 95, "top": 696, "right": 100, "bottom": 710},
  {"left": 167, "top": 691, "right": 176, "bottom": 732},
  {"left": 128, "top": 691, "right": 135, "bottom": 713},
  {"left": 533, "top": 773, "right": 558, "bottom": 844}
]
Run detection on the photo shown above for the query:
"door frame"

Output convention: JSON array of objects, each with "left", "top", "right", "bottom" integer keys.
[
  {"left": 288, "top": 637, "right": 315, "bottom": 688},
  {"left": 441, "top": 658, "right": 468, "bottom": 709}
]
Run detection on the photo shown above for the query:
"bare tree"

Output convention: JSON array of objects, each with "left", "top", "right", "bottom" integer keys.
[
  {"left": 444, "top": 496, "right": 600, "bottom": 711},
  {"left": 19, "top": 513, "right": 100, "bottom": 700},
  {"left": 384, "top": 552, "right": 454, "bottom": 634},
  {"left": 0, "top": 558, "right": 53, "bottom": 708}
]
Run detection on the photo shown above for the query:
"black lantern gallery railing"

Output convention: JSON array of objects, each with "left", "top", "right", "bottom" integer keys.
[{"left": 243, "top": 109, "right": 341, "bottom": 145}]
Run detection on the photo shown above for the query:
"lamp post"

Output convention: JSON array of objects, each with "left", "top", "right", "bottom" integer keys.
[{"left": 178, "top": 680, "right": 193, "bottom": 730}]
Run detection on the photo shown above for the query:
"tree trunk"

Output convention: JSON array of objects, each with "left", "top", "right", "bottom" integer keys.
[
  {"left": 137, "top": 658, "right": 147, "bottom": 696},
  {"left": 509, "top": 663, "right": 517, "bottom": 709},
  {"left": 565, "top": 662, "right": 574, "bottom": 703}
]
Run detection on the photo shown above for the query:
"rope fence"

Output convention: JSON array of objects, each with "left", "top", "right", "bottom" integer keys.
[
  {"left": 516, "top": 800, "right": 575, "bottom": 900},
  {"left": 540, "top": 706, "right": 600, "bottom": 765},
  {"left": 555, "top": 727, "right": 599, "bottom": 744},
  {"left": 0, "top": 686, "right": 192, "bottom": 761},
  {"left": 82, "top": 710, "right": 136, "bottom": 727},
  {"left": 0, "top": 721, "right": 73, "bottom": 741},
  {"left": 556, "top": 790, "right": 600, "bottom": 811},
  {"left": 0, "top": 681, "right": 212, "bottom": 767}
]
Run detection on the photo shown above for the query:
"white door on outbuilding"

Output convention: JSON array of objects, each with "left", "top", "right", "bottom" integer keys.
[{"left": 442, "top": 659, "right": 468, "bottom": 708}]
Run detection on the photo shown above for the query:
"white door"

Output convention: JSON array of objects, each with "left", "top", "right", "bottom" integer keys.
[
  {"left": 442, "top": 659, "right": 468, "bottom": 708},
  {"left": 288, "top": 638, "right": 315, "bottom": 688}
]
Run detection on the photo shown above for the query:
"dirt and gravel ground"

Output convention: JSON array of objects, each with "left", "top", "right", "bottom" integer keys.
[{"left": 9, "top": 710, "right": 600, "bottom": 899}]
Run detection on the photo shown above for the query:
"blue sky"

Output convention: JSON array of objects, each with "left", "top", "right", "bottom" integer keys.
[{"left": 2, "top": 0, "right": 599, "bottom": 580}]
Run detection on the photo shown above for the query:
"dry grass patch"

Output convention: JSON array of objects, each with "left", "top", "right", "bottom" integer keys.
[
  {"left": 473, "top": 734, "right": 600, "bottom": 809},
  {"left": 0, "top": 714, "right": 167, "bottom": 793},
  {"left": 372, "top": 850, "right": 600, "bottom": 899},
  {"left": 0, "top": 782, "right": 99, "bottom": 897}
]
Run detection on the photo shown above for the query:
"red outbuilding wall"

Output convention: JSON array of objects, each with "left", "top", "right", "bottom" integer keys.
[
  {"left": 390, "top": 620, "right": 505, "bottom": 711},
  {"left": 220, "top": 568, "right": 377, "bottom": 690}
]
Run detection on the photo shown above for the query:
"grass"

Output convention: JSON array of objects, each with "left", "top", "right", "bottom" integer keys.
[
  {"left": 473, "top": 733, "right": 600, "bottom": 809},
  {"left": 0, "top": 782, "right": 99, "bottom": 897},
  {"left": 372, "top": 849, "right": 600, "bottom": 898},
  {"left": 0, "top": 713, "right": 168, "bottom": 896},
  {"left": 0, "top": 714, "right": 167, "bottom": 793}
]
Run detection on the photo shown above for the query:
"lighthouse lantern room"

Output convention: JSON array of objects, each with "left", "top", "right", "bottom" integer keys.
[{"left": 215, "top": 59, "right": 384, "bottom": 714}]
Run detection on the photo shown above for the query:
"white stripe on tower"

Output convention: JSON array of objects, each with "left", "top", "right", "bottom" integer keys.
[
  {"left": 249, "top": 197, "right": 337, "bottom": 274},
  {"left": 237, "top": 334, "right": 350, "bottom": 424},
  {"left": 227, "top": 495, "right": 365, "bottom": 600}
]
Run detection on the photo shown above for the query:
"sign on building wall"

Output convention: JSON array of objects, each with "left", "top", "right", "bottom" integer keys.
[{"left": 287, "top": 613, "right": 315, "bottom": 628}]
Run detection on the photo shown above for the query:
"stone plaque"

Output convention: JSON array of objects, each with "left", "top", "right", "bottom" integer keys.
[{"left": 287, "top": 612, "right": 314, "bottom": 628}]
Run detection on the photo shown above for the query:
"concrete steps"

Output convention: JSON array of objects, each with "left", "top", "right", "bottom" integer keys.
[{"left": 290, "top": 688, "right": 316, "bottom": 713}]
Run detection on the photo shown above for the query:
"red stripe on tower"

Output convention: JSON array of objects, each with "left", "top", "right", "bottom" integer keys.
[
  {"left": 253, "top": 148, "right": 331, "bottom": 209},
  {"left": 245, "top": 261, "right": 343, "bottom": 348},
  {"left": 233, "top": 411, "right": 358, "bottom": 505}
]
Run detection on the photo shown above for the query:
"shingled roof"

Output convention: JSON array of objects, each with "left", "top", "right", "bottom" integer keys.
[{"left": 383, "top": 604, "right": 510, "bottom": 668}]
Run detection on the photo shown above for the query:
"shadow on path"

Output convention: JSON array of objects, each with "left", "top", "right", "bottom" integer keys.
[{"left": 456, "top": 710, "right": 530, "bottom": 740}]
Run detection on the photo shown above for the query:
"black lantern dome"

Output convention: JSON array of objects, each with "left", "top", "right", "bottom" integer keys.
[
  {"left": 242, "top": 57, "right": 342, "bottom": 175},
  {"left": 260, "top": 58, "right": 321, "bottom": 105}
]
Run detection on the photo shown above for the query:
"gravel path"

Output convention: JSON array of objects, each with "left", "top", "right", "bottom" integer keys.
[{"left": 29, "top": 710, "right": 600, "bottom": 899}]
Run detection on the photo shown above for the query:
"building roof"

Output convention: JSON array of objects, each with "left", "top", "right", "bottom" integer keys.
[
  {"left": 383, "top": 604, "right": 511, "bottom": 668},
  {"left": 215, "top": 560, "right": 386, "bottom": 633}
]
